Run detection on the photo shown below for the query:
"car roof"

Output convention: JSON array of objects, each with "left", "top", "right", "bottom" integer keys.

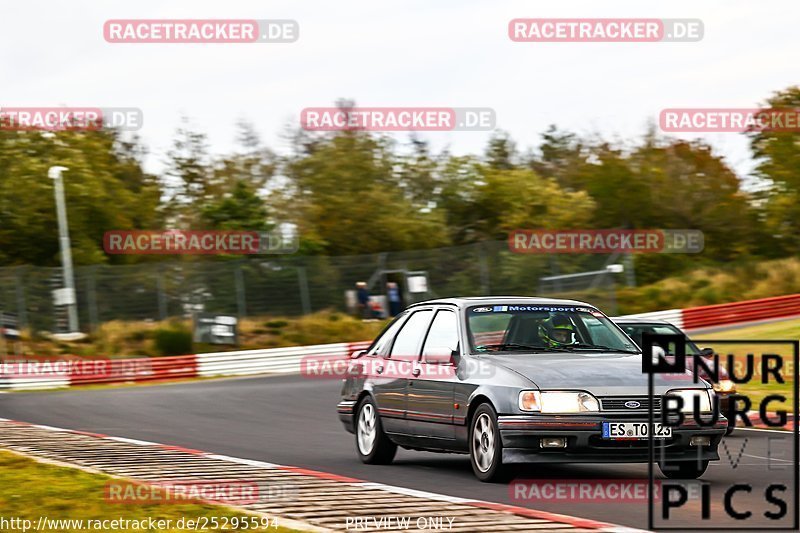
[
  {"left": 407, "top": 296, "right": 598, "bottom": 310},
  {"left": 611, "top": 317, "right": 673, "bottom": 325}
]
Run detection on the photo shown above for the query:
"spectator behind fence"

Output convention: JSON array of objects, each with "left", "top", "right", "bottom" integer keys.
[
  {"left": 387, "top": 282, "right": 403, "bottom": 317},
  {"left": 355, "top": 281, "right": 370, "bottom": 319}
]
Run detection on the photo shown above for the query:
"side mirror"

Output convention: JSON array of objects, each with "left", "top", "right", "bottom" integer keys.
[
  {"left": 350, "top": 349, "right": 367, "bottom": 359},
  {"left": 424, "top": 346, "right": 455, "bottom": 365},
  {"left": 699, "top": 347, "right": 714, "bottom": 357}
]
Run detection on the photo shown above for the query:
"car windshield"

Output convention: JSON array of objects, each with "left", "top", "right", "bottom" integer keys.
[
  {"left": 617, "top": 323, "right": 701, "bottom": 355},
  {"left": 467, "top": 304, "right": 638, "bottom": 354}
]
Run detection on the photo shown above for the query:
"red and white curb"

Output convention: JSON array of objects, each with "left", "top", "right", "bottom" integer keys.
[{"left": 0, "top": 418, "right": 644, "bottom": 532}]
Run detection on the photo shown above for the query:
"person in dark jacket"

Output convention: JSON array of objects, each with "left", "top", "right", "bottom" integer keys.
[
  {"left": 355, "top": 281, "right": 370, "bottom": 319},
  {"left": 387, "top": 282, "right": 403, "bottom": 317}
]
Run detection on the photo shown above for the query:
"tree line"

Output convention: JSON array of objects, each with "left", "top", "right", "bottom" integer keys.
[{"left": 1, "top": 87, "right": 798, "bottom": 284}]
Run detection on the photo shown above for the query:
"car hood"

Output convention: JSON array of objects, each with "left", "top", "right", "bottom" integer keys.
[{"left": 488, "top": 351, "right": 706, "bottom": 396}]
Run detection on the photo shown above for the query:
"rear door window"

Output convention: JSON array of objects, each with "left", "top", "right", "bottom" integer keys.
[
  {"left": 370, "top": 314, "right": 408, "bottom": 356},
  {"left": 390, "top": 309, "right": 434, "bottom": 358},
  {"left": 422, "top": 310, "right": 459, "bottom": 358}
]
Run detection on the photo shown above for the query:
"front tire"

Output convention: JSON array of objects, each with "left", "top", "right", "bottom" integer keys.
[
  {"left": 659, "top": 459, "right": 709, "bottom": 479},
  {"left": 355, "top": 396, "right": 397, "bottom": 464},
  {"left": 469, "top": 403, "right": 506, "bottom": 482}
]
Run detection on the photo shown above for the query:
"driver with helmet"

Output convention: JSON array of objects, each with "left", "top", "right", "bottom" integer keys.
[{"left": 539, "top": 313, "right": 577, "bottom": 347}]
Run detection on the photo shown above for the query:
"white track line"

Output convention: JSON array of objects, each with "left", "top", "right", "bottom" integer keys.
[
  {"left": 205, "top": 454, "right": 280, "bottom": 469},
  {"left": 737, "top": 427, "right": 794, "bottom": 434},
  {"left": 356, "top": 482, "right": 473, "bottom": 504},
  {"left": 104, "top": 436, "right": 160, "bottom": 446}
]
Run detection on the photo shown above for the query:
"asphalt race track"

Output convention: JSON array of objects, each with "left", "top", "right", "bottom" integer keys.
[{"left": 0, "top": 374, "right": 796, "bottom": 530}]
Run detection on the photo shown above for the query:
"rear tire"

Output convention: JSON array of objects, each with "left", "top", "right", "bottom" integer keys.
[
  {"left": 469, "top": 403, "right": 507, "bottom": 482},
  {"left": 659, "top": 459, "right": 709, "bottom": 479},
  {"left": 355, "top": 396, "right": 397, "bottom": 464}
]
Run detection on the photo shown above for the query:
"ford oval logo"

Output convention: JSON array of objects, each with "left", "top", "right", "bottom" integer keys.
[{"left": 624, "top": 401, "right": 641, "bottom": 409}]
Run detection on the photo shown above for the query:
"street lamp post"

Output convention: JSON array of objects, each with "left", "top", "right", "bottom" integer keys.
[{"left": 48, "top": 165, "right": 79, "bottom": 334}]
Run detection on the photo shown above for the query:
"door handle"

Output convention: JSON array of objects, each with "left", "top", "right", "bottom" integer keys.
[
  {"left": 411, "top": 368, "right": 421, "bottom": 377},
  {"left": 375, "top": 365, "right": 384, "bottom": 374}
]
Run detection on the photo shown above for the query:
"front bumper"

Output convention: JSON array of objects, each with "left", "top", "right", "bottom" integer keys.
[
  {"left": 498, "top": 414, "right": 727, "bottom": 464},
  {"left": 337, "top": 400, "right": 357, "bottom": 433}
]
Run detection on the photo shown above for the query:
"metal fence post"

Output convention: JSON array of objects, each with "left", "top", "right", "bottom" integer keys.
[
  {"left": 235, "top": 263, "right": 247, "bottom": 318},
  {"left": 551, "top": 256, "right": 563, "bottom": 292},
  {"left": 607, "top": 274, "right": 618, "bottom": 316},
  {"left": 478, "top": 243, "right": 490, "bottom": 295},
  {"left": 623, "top": 253, "right": 636, "bottom": 287},
  {"left": 87, "top": 266, "right": 99, "bottom": 332},
  {"left": 297, "top": 266, "right": 311, "bottom": 315},
  {"left": 15, "top": 267, "right": 27, "bottom": 330},
  {"left": 157, "top": 268, "right": 167, "bottom": 320}
]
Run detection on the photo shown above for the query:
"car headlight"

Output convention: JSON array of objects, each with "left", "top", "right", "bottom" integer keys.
[
  {"left": 519, "top": 390, "right": 599, "bottom": 413},
  {"left": 713, "top": 379, "right": 736, "bottom": 393},
  {"left": 666, "top": 389, "right": 712, "bottom": 413}
]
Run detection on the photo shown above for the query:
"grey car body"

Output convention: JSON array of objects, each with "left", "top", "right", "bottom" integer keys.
[{"left": 338, "top": 297, "right": 726, "bottom": 480}]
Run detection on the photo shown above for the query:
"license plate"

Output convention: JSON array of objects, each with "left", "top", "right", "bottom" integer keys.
[{"left": 602, "top": 422, "right": 672, "bottom": 439}]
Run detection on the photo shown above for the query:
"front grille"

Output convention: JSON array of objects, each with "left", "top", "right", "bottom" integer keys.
[{"left": 600, "top": 396, "right": 662, "bottom": 412}]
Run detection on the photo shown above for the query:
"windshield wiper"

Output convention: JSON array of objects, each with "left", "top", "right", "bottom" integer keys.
[{"left": 477, "top": 343, "right": 570, "bottom": 352}]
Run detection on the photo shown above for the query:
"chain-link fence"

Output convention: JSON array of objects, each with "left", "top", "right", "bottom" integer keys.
[{"left": 0, "top": 241, "right": 635, "bottom": 334}]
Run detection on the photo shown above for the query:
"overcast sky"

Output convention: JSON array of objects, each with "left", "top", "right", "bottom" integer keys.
[{"left": 2, "top": 0, "right": 797, "bottom": 178}]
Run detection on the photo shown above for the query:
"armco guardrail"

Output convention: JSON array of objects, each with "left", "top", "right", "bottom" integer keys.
[
  {"left": 617, "top": 293, "right": 800, "bottom": 331},
  {"left": 2, "top": 294, "right": 798, "bottom": 391},
  {"left": 681, "top": 293, "right": 800, "bottom": 330},
  {"left": 195, "top": 341, "right": 371, "bottom": 377},
  {"left": 0, "top": 340, "right": 371, "bottom": 391}
]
